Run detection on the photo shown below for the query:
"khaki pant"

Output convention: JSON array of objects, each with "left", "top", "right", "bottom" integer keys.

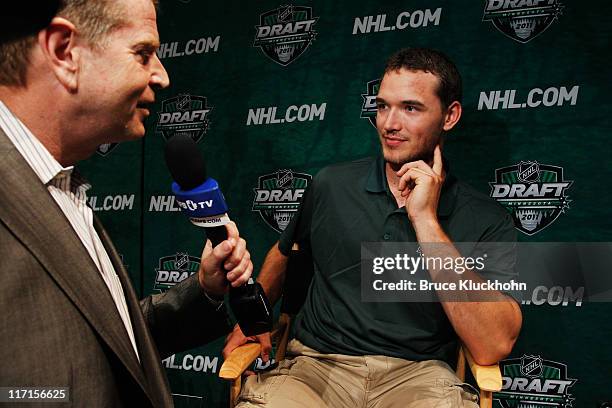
[{"left": 236, "top": 339, "right": 479, "bottom": 408}]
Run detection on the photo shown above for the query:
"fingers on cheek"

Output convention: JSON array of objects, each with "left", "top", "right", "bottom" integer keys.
[
  {"left": 400, "top": 172, "right": 415, "bottom": 190},
  {"left": 399, "top": 174, "right": 409, "bottom": 190}
]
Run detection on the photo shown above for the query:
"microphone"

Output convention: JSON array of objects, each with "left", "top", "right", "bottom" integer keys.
[{"left": 164, "top": 134, "right": 272, "bottom": 336}]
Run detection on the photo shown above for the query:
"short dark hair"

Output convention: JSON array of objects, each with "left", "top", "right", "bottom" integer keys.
[{"left": 384, "top": 47, "right": 462, "bottom": 109}]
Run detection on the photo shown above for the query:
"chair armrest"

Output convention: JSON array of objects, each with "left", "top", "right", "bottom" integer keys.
[
  {"left": 463, "top": 347, "right": 503, "bottom": 392},
  {"left": 219, "top": 343, "right": 262, "bottom": 380},
  {"left": 219, "top": 314, "right": 292, "bottom": 381}
]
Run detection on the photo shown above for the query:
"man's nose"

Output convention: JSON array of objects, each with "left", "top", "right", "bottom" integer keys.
[
  {"left": 383, "top": 108, "right": 401, "bottom": 132},
  {"left": 150, "top": 54, "right": 170, "bottom": 89}
]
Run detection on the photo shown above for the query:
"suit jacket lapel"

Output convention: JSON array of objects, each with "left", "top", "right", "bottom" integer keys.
[
  {"left": 0, "top": 130, "right": 147, "bottom": 394},
  {"left": 94, "top": 216, "right": 172, "bottom": 407}
]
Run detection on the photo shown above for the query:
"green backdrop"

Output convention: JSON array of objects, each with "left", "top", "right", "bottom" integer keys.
[{"left": 79, "top": 0, "right": 612, "bottom": 406}]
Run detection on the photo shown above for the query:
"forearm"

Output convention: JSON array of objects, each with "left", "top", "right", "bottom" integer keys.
[
  {"left": 413, "top": 217, "right": 522, "bottom": 365},
  {"left": 443, "top": 298, "right": 521, "bottom": 365},
  {"left": 257, "top": 242, "right": 289, "bottom": 306},
  {"left": 140, "top": 274, "right": 232, "bottom": 358}
]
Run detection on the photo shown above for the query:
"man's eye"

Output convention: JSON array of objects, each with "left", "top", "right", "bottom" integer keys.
[
  {"left": 404, "top": 105, "right": 415, "bottom": 112},
  {"left": 377, "top": 104, "right": 387, "bottom": 111},
  {"left": 137, "top": 51, "right": 152, "bottom": 65}
]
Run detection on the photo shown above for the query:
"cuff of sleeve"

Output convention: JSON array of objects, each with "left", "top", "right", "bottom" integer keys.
[
  {"left": 202, "top": 289, "right": 225, "bottom": 311},
  {"left": 277, "top": 239, "right": 293, "bottom": 256}
]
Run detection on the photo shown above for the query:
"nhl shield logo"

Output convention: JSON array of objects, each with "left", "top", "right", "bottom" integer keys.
[
  {"left": 517, "top": 160, "right": 540, "bottom": 183},
  {"left": 496, "top": 355, "right": 576, "bottom": 407},
  {"left": 482, "top": 0, "right": 564, "bottom": 43},
  {"left": 156, "top": 94, "right": 212, "bottom": 142},
  {"left": 252, "top": 169, "right": 312, "bottom": 233},
  {"left": 520, "top": 355, "right": 543, "bottom": 377},
  {"left": 96, "top": 143, "right": 119, "bottom": 157},
  {"left": 490, "top": 161, "right": 572, "bottom": 235},
  {"left": 360, "top": 79, "right": 381, "bottom": 128},
  {"left": 253, "top": 5, "right": 318, "bottom": 66}
]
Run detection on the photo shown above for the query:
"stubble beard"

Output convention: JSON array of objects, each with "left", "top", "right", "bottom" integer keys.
[{"left": 382, "top": 134, "right": 440, "bottom": 171}]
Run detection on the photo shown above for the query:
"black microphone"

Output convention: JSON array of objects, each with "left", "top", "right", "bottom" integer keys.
[{"left": 164, "top": 134, "right": 272, "bottom": 336}]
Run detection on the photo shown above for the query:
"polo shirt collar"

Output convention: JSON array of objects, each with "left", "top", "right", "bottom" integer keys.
[
  {"left": 365, "top": 154, "right": 456, "bottom": 217},
  {"left": 365, "top": 154, "right": 388, "bottom": 194}
]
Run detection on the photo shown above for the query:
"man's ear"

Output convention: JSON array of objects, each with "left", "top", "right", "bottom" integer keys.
[
  {"left": 37, "top": 17, "right": 80, "bottom": 92},
  {"left": 442, "top": 101, "right": 462, "bottom": 131}
]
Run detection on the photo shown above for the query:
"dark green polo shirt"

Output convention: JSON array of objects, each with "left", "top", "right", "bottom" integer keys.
[{"left": 278, "top": 155, "right": 517, "bottom": 365}]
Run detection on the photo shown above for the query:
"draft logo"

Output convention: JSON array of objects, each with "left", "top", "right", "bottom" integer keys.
[
  {"left": 252, "top": 169, "right": 311, "bottom": 233},
  {"left": 490, "top": 161, "right": 572, "bottom": 235},
  {"left": 154, "top": 252, "right": 200, "bottom": 292},
  {"left": 495, "top": 354, "right": 576, "bottom": 407},
  {"left": 482, "top": 0, "right": 564, "bottom": 43},
  {"left": 156, "top": 94, "right": 212, "bottom": 142},
  {"left": 360, "top": 79, "right": 381, "bottom": 128},
  {"left": 253, "top": 5, "right": 318, "bottom": 66}
]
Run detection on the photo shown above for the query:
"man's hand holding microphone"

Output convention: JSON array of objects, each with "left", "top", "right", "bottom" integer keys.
[
  {"left": 165, "top": 134, "right": 272, "bottom": 364},
  {"left": 198, "top": 220, "right": 272, "bottom": 364},
  {"left": 198, "top": 220, "right": 252, "bottom": 298}
]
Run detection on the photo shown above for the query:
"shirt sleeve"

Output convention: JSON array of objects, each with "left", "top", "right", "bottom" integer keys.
[
  {"left": 140, "top": 274, "right": 232, "bottom": 359},
  {"left": 278, "top": 179, "right": 314, "bottom": 256},
  {"left": 474, "top": 211, "right": 522, "bottom": 304}
]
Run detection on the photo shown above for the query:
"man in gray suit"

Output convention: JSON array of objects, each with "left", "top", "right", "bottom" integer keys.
[{"left": 0, "top": 0, "right": 256, "bottom": 406}]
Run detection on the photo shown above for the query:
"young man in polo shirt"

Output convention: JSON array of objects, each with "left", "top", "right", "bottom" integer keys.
[{"left": 224, "top": 48, "right": 523, "bottom": 408}]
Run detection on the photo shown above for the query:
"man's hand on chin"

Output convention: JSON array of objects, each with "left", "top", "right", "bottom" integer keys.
[{"left": 397, "top": 144, "right": 445, "bottom": 225}]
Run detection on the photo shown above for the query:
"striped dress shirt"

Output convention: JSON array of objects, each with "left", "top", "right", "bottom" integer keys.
[{"left": 0, "top": 101, "right": 140, "bottom": 361}]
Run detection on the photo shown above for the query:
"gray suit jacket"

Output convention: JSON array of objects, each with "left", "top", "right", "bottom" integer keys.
[{"left": 0, "top": 129, "right": 231, "bottom": 407}]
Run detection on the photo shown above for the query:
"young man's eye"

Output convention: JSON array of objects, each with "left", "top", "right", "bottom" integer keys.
[
  {"left": 377, "top": 103, "right": 387, "bottom": 111},
  {"left": 404, "top": 105, "right": 415, "bottom": 112}
]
